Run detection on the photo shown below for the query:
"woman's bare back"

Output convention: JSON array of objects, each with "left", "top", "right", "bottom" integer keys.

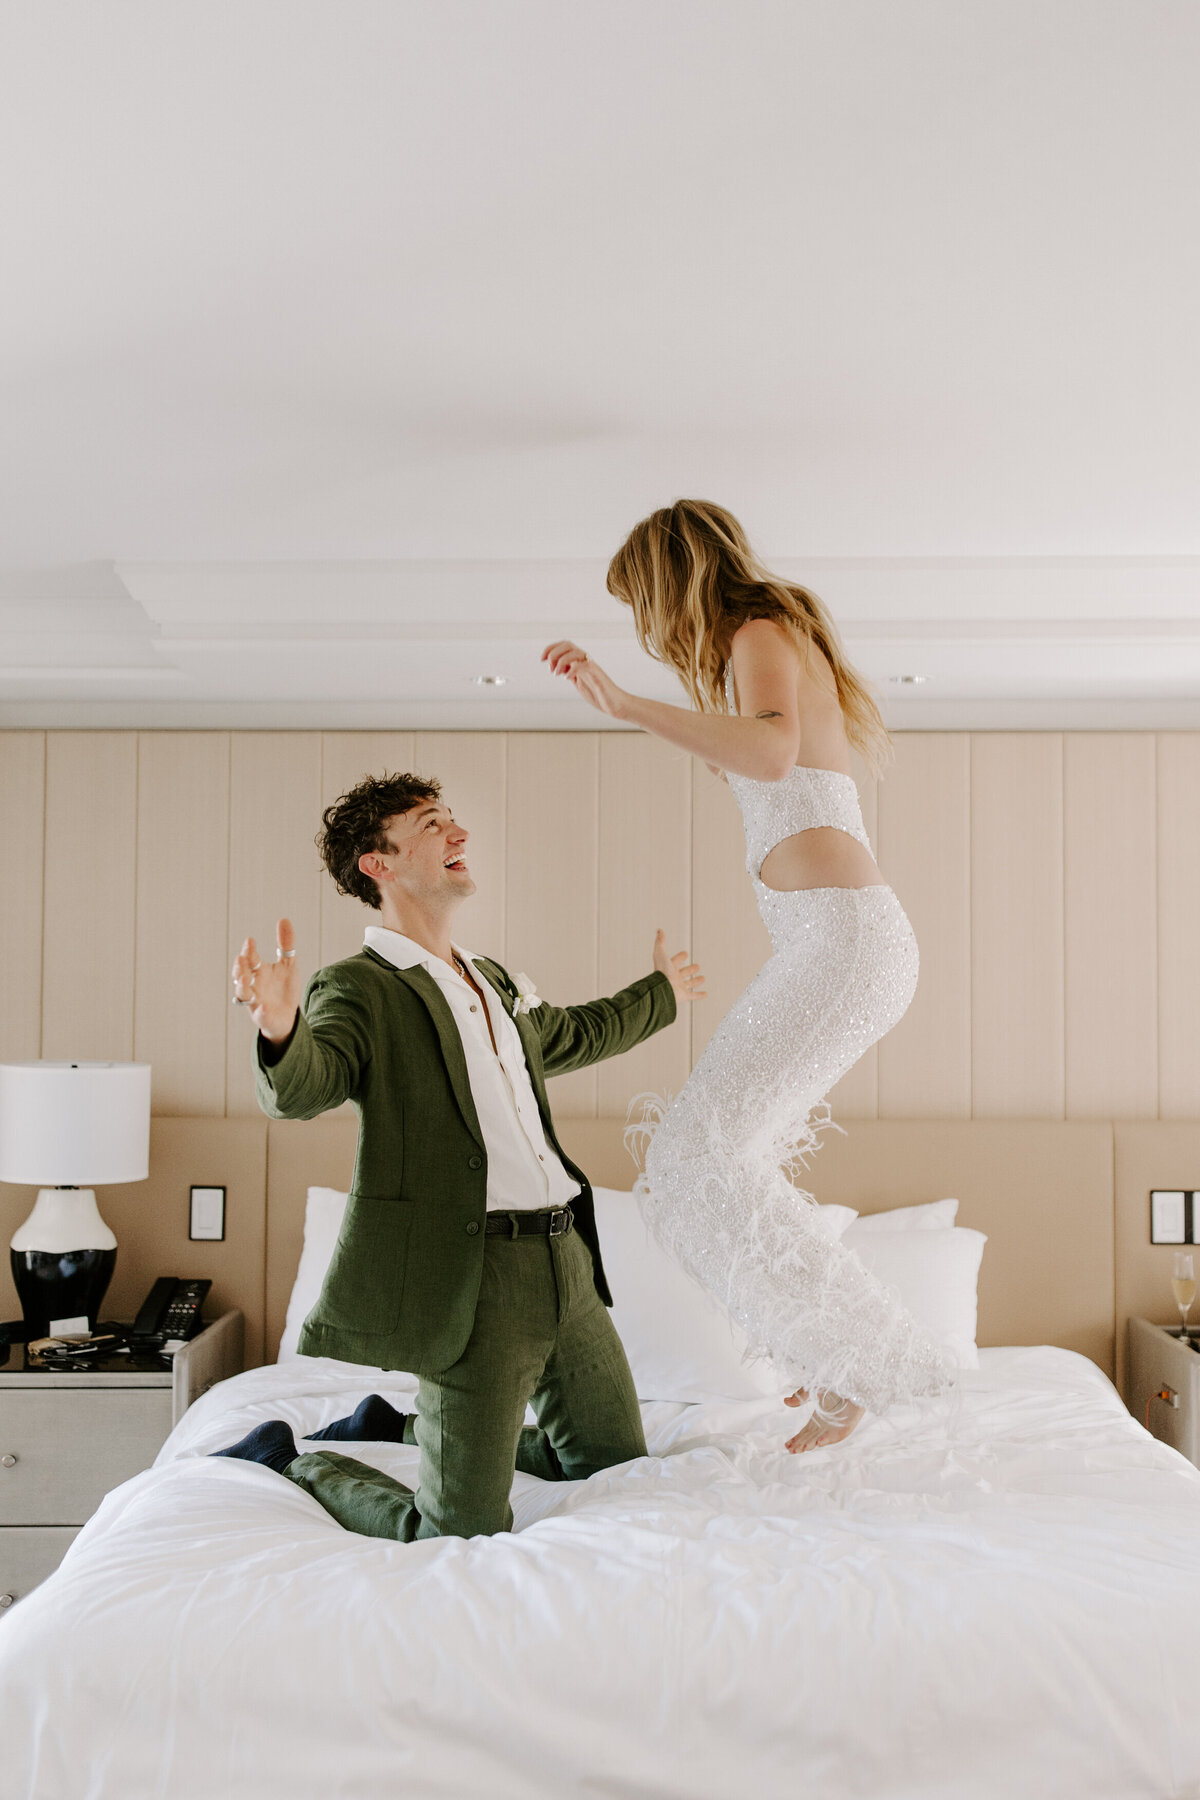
[{"left": 727, "top": 628, "right": 884, "bottom": 895}]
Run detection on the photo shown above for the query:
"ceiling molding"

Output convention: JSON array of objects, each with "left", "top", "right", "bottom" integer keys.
[
  {"left": 146, "top": 616, "right": 1200, "bottom": 650},
  {"left": 5, "top": 561, "right": 1200, "bottom": 725},
  {"left": 9, "top": 697, "right": 1200, "bottom": 733},
  {"left": 155, "top": 619, "right": 638, "bottom": 646},
  {"left": 115, "top": 556, "right": 1200, "bottom": 628},
  {"left": 0, "top": 666, "right": 184, "bottom": 682},
  {"left": 116, "top": 561, "right": 618, "bottom": 626}
]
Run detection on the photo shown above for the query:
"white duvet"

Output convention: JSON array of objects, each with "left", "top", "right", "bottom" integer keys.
[{"left": 2, "top": 1346, "right": 1200, "bottom": 1800}]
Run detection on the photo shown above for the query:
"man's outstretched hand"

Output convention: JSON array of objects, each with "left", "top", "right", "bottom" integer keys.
[
  {"left": 232, "top": 917, "right": 302, "bottom": 1044},
  {"left": 653, "top": 928, "right": 706, "bottom": 1006}
]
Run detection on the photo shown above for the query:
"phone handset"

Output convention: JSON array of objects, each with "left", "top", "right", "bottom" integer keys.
[{"left": 130, "top": 1278, "right": 211, "bottom": 1344}]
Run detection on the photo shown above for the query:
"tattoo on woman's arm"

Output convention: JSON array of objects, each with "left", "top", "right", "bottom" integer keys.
[{"left": 755, "top": 709, "right": 784, "bottom": 720}]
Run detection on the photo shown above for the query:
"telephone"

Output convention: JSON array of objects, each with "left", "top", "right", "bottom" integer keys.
[
  {"left": 23, "top": 1277, "right": 212, "bottom": 1368},
  {"left": 129, "top": 1277, "right": 211, "bottom": 1345}
]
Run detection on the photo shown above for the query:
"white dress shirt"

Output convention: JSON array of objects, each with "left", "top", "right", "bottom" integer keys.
[{"left": 363, "top": 926, "right": 580, "bottom": 1213}]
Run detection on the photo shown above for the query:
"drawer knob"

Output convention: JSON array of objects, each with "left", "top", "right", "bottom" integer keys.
[
  {"left": 0, "top": 1592, "right": 13, "bottom": 1608},
  {"left": 0, "top": 1454, "right": 16, "bottom": 1468}
]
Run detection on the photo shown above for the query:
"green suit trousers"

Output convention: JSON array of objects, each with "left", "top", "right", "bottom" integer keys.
[{"left": 284, "top": 1221, "right": 646, "bottom": 1539}]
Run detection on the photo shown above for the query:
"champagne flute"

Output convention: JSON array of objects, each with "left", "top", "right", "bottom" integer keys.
[{"left": 1172, "top": 1251, "right": 1196, "bottom": 1345}]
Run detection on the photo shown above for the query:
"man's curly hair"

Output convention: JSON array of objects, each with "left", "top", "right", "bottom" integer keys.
[{"left": 316, "top": 770, "right": 442, "bottom": 909}]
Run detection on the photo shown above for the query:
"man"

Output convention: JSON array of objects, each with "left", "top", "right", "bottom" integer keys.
[{"left": 219, "top": 769, "right": 704, "bottom": 1541}]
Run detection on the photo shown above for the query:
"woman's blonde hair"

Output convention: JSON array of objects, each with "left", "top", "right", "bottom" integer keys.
[{"left": 606, "top": 499, "right": 890, "bottom": 771}]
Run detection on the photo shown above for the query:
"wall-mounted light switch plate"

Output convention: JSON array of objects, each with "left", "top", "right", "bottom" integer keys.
[
  {"left": 1150, "top": 1190, "right": 1198, "bottom": 1243},
  {"left": 189, "top": 1185, "right": 226, "bottom": 1242}
]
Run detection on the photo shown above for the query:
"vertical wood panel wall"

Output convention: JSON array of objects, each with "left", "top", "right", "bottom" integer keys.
[
  {"left": 2, "top": 730, "right": 1198, "bottom": 1123},
  {"left": 507, "top": 733, "right": 600, "bottom": 1118},
  {"left": 0, "top": 732, "right": 44, "bottom": 1065},
  {"left": 1064, "top": 737, "right": 1160, "bottom": 1118},
  {"left": 970, "top": 735, "right": 1065, "bottom": 1117},
  {"left": 876, "top": 735, "right": 972, "bottom": 1117},
  {"left": 42, "top": 733, "right": 139, "bottom": 1063}
]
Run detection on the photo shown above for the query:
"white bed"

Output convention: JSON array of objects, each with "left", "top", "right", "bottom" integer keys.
[
  {"left": 3, "top": 1344, "right": 1200, "bottom": 1797},
  {"left": 4, "top": 1180, "right": 1200, "bottom": 1799}
]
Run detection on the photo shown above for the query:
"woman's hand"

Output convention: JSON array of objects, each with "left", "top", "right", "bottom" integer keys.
[
  {"left": 541, "top": 641, "right": 630, "bottom": 720},
  {"left": 232, "top": 916, "right": 302, "bottom": 1044}
]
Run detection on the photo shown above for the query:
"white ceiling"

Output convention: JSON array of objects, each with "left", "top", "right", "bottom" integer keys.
[{"left": 2, "top": 1, "right": 1199, "bottom": 729}]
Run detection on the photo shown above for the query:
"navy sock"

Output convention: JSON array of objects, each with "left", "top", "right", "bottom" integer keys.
[
  {"left": 307, "top": 1394, "right": 410, "bottom": 1443},
  {"left": 212, "top": 1419, "right": 298, "bottom": 1476}
]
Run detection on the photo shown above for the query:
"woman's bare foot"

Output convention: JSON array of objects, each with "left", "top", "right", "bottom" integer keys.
[{"left": 783, "top": 1388, "right": 865, "bottom": 1453}]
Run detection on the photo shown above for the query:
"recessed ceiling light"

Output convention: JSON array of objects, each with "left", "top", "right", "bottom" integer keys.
[
  {"left": 888, "top": 675, "right": 929, "bottom": 685},
  {"left": 470, "top": 674, "right": 508, "bottom": 687}
]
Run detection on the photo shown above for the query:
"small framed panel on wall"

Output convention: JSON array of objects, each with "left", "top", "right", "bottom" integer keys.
[
  {"left": 189, "top": 1186, "right": 226, "bottom": 1242},
  {"left": 1150, "top": 1190, "right": 1200, "bottom": 1245}
]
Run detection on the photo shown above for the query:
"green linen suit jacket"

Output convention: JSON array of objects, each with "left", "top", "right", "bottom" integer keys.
[{"left": 255, "top": 946, "right": 676, "bottom": 1373}]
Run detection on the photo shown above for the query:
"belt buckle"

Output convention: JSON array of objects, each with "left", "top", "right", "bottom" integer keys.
[{"left": 548, "top": 1207, "right": 570, "bottom": 1237}]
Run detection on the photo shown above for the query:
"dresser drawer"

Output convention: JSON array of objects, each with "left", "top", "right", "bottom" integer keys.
[
  {"left": 0, "top": 1526, "right": 81, "bottom": 1609},
  {"left": 0, "top": 1389, "right": 173, "bottom": 1525}
]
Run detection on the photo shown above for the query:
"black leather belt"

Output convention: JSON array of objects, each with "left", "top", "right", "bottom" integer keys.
[{"left": 484, "top": 1205, "right": 574, "bottom": 1238}]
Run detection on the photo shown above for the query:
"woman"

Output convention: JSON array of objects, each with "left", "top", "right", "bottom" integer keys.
[{"left": 543, "top": 500, "right": 950, "bottom": 1452}]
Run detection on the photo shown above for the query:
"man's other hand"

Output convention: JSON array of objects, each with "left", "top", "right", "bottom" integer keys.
[{"left": 652, "top": 929, "right": 706, "bottom": 1006}]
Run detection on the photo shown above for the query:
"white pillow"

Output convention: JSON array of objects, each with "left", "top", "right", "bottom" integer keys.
[
  {"left": 847, "top": 1227, "right": 986, "bottom": 1369},
  {"left": 278, "top": 1186, "right": 350, "bottom": 1361},
  {"left": 279, "top": 1186, "right": 884, "bottom": 1403},
  {"left": 818, "top": 1203, "right": 859, "bottom": 1238},
  {"left": 591, "top": 1187, "right": 783, "bottom": 1402},
  {"left": 278, "top": 1183, "right": 856, "bottom": 1391},
  {"left": 845, "top": 1198, "right": 959, "bottom": 1234}
]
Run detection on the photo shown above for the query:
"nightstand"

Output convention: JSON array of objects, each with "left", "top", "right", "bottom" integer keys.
[
  {"left": 1128, "top": 1315, "right": 1200, "bottom": 1468},
  {"left": 0, "top": 1309, "right": 244, "bottom": 1610}
]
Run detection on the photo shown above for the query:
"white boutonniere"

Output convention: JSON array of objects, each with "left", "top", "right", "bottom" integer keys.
[{"left": 511, "top": 973, "right": 542, "bottom": 1016}]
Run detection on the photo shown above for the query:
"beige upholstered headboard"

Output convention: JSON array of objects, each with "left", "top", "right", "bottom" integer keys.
[
  {"left": 7, "top": 1114, "right": 1199, "bottom": 1395},
  {"left": 263, "top": 1116, "right": 1119, "bottom": 1380}
]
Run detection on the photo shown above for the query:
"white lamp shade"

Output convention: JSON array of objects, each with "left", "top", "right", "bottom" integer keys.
[{"left": 0, "top": 1062, "right": 151, "bottom": 1185}]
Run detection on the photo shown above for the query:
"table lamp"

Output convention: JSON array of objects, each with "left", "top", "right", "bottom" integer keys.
[{"left": 0, "top": 1062, "right": 151, "bottom": 1338}]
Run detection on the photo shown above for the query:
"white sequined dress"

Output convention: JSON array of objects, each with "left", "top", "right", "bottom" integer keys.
[{"left": 630, "top": 677, "right": 952, "bottom": 1412}]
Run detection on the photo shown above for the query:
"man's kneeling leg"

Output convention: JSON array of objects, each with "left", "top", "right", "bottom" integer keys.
[{"left": 286, "top": 1449, "right": 423, "bottom": 1541}]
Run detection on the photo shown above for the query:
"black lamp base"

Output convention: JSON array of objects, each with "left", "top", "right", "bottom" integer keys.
[{"left": 10, "top": 1246, "right": 117, "bottom": 1339}]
